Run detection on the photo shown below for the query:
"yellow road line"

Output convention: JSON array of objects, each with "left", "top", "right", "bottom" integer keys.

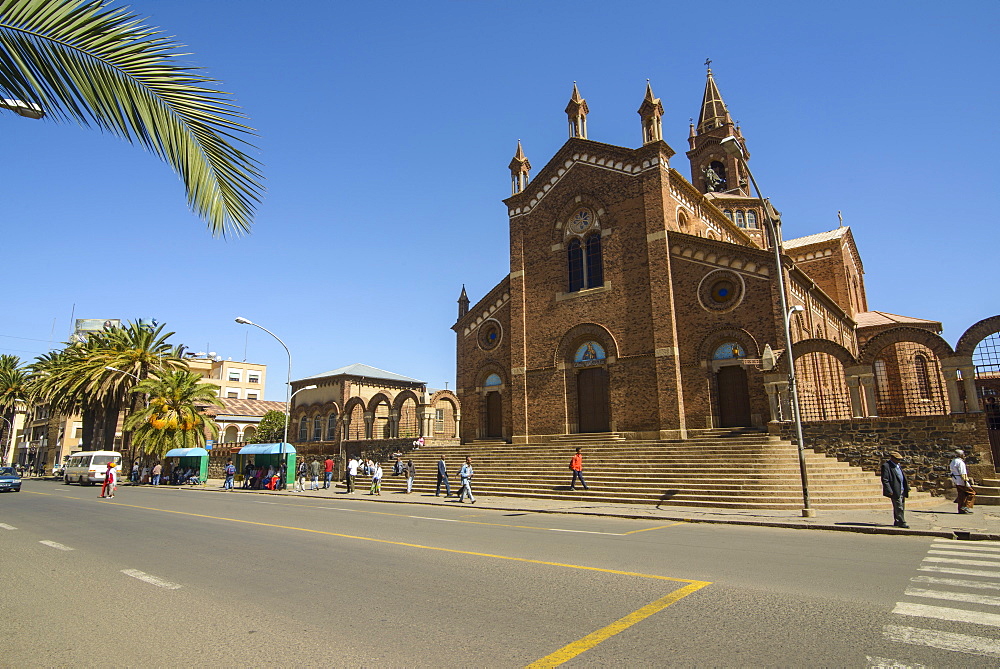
[
  {"left": 526, "top": 581, "right": 711, "bottom": 668},
  {"left": 622, "top": 522, "right": 687, "bottom": 534}
]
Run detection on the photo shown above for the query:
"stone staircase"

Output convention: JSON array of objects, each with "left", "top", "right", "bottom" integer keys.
[{"left": 379, "top": 430, "right": 941, "bottom": 510}]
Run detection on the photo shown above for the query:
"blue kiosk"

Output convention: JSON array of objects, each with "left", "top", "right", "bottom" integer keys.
[
  {"left": 236, "top": 443, "right": 296, "bottom": 488},
  {"left": 163, "top": 447, "right": 209, "bottom": 484}
]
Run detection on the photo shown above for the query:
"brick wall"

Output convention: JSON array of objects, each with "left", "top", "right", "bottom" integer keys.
[{"left": 771, "top": 414, "right": 993, "bottom": 496}]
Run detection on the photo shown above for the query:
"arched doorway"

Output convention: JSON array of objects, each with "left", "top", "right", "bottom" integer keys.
[
  {"left": 484, "top": 373, "right": 503, "bottom": 438},
  {"left": 574, "top": 341, "right": 609, "bottom": 433},
  {"left": 712, "top": 341, "right": 751, "bottom": 428}
]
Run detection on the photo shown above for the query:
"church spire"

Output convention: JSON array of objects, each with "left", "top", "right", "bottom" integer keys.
[
  {"left": 696, "top": 60, "right": 733, "bottom": 134},
  {"left": 508, "top": 140, "right": 531, "bottom": 195},
  {"left": 637, "top": 80, "right": 664, "bottom": 144},
  {"left": 458, "top": 285, "right": 470, "bottom": 319},
  {"left": 565, "top": 82, "right": 589, "bottom": 139}
]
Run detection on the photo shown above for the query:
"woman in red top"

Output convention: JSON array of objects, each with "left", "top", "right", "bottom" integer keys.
[
  {"left": 569, "top": 447, "right": 589, "bottom": 491},
  {"left": 100, "top": 462, "right": 117, "bottom": 498}
]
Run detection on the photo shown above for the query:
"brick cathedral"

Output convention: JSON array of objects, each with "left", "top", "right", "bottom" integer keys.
[{"left": 453, "top": 68, "right": 996, "bottom": 453}]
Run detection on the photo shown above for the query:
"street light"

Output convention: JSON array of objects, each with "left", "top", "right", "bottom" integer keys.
[
  {"left": 0, "top": 98, "right": 44, "bottom": 119},
  {"left": 105, "top": 366, "right": 140, "bottom": 382},
  {"left": 235, "top": 317, "right": 293, "bottom": 453},
  {"left": 720, "top": 135, "right": 812, "bottom": 518}
]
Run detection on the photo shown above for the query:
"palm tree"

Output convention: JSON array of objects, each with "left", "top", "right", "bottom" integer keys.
[
  {"left": 0, "top": 0, "right": 264, "bottom": 236},
  {"left": 124, "top": 370, "right": 222, "bottom": 457},
  {"left": 0, "top": 355, "right": 30, "bottom": 463}
]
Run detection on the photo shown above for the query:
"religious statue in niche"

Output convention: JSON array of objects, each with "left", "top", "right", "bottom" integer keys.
[{"left": 703, "top": 161, "right": 727, "bottom": 192}]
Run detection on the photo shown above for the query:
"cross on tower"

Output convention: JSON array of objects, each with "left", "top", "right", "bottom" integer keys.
[{"left": 705, "top": 58, "right": 712, "bottom": 69}]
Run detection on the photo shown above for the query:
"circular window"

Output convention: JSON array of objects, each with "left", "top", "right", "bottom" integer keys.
[
  {"left": 698, "top": 270, "right": 745, "bottom": 313},
  {"left": 569, "top": 209, "right": 593, "bottom": 234},
  {"left": 478, "top": 320, "right": 502, "bottom": 351}
]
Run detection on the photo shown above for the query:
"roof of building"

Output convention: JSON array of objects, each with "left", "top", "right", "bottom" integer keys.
[
  {"left": 854, "top": 311, "right": 942, "bottom": 330},
  {"left": 200, "top": 398, "right": 285, "bottom": 418},
  {"left": 299, "top": 363, "right": 424, "bottom": 385},
  {"left": 783, "top": 227, "right": 849, "bottom": 249}
]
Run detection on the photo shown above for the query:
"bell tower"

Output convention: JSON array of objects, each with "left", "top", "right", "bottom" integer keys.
[
  {"left": 685, "top": 62, "right": 749, "bottom": 196},
  {"left": 565, "top": 82, "right": 589, "bottom": 139},
  {"left": 508, "top": 140, "right": 531, "bottom": 195}
]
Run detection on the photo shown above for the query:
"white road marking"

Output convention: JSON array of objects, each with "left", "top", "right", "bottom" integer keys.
[
  {"left": 0, "top": 523, "right": 17, "bottom": 530},
  {"left": 39, "top": 540, "right": 73, "bottom": 551},
  {"left": 893, "top": 602, "right": 1000, "bottom": 628},
  {"left": 121, "top": 569, "right": 182, "bottom": 590},
  {"left": 919, "top": 565, "right": 1000, "bottom": 578},
  {"left": 930, "top": 543, "right": 1000, "bottom": 554},
  {"left": 912, "top": 575, "right": 1000, "bottom": 591},
  {"left": 933, "top": 538, "right": 1000, "bottom": 548},
  {"left": 865, "top": 655, "right": 926, "bottom": 668},
  {"left": 904, "top": 587, "right": 1000, "bottom": 607},
  {"left": 929, "top": 549, "right": 1000, "bottom": 559},
  {"left": 884, "top": 624, "right": 1000, "bottom": 658},
  {"left": 548, "top": 528, "right": 624, "bottom": 535},
  {"left": 409, "top": 516, "right": 458, "bottom": 522},
  {"left": 923, "top": 556, "right": 1000, "bottom": 568}
]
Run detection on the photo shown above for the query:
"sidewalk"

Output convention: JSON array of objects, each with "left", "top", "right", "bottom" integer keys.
[{"left": 187, "top": 479, "right": 1000, "bottom": 541}]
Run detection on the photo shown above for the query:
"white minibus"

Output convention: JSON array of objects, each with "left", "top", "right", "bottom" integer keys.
[{"left": 63, "top": 451, "right": 122, "bottom": 485}]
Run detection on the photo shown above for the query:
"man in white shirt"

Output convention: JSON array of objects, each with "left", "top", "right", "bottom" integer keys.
[
  {"left": 347, "top": 457, "right": 358, "bottom": 493},
  {"left": 949, "top": 449, "right": 976, "bottom": 514}
]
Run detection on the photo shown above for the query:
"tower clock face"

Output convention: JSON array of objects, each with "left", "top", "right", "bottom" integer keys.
[{"left": 570, "top": 209, "right": 592, "bottom": 233}]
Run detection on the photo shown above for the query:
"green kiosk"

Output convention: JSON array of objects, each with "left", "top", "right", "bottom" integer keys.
[
  {"left": 164, "top": 447, "right": 209, "bottom": 484},
  {"left": 236, "top": 443, "right": 296, "bottom": 488}
]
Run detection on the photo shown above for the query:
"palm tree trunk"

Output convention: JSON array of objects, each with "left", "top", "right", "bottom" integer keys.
[{"left": 82, "top": 406, "right": 97, "bottom": 451}]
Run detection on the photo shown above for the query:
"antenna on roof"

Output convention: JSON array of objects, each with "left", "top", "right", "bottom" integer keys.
[{"left": 837, "top": 210, "right": 844, "bottom": 228}]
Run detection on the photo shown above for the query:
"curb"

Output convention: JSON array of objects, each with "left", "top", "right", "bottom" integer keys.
[{"left": 173, "top": 483, "right": 1000, "bottom": 540}]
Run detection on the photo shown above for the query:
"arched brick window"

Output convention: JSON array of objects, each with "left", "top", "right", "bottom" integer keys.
[
  {"left": 567, "top": 234, "right": 603, "bottom": 292},
  {"left": 297, "top": 416, "right": 308, "bottom": 441},
  {"left": 326, "top": 412, "right": 337, "bottom": 440}
]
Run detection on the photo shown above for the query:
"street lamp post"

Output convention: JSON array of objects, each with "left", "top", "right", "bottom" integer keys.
[
  {"left": 235, "top": 317, "right": 293, "bottom": 454},
  {"left": 720, "top": 136, "right": 812, "bottom": 517},
  {"left": 0, "top": 98, "right": 44, "bottom": 119}
]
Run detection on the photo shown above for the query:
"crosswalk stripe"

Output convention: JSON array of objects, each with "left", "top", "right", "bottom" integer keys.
[
  {"left": 930, "top": 544, "right": 1000, "bottom": 554},
  {"left": 39, "top": 540, "right": 73, "bottom": 551},
  {"left": 904, "top": 587, "right": 1000, "bottom": 607},
  {"left": 121, "top": 569, "right": 182, "bottom": 590},
  {"left": 884, "top": 625, "right": 1000, "bottom": 658},
  {"left": 933, "top": 538, "right": 1000, "bottom": 548},
  {"left": 865, "top": 655, "right": 926, "bottom": 668},
  {"left": 912, "top": 575, "right": 1000, "bottom": 591},
  {"left": 929, "top": 549, "right": 1000, "bottom": 560},
  {"left": 893, "top": 602, "right": 1000, "bottom": 628},
  {"left": 919, "top": 565, "right": 1000, "bottom": 578},
  {"left": 923, "top": 556, "right": 1000, "bottom": 568},
  {"left": 0, "top": 523, "right": 16, "bottom": 530}
]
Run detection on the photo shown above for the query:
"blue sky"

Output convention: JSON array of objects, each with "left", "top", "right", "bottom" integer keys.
[{"left": 3, "top": 1, "right": 997, "bottom": 400}]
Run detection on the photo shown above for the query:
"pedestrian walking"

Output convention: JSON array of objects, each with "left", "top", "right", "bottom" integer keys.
[
  {"left": 223, "top": 459, "right": 236, "bottom": 490},
  {"left": 369, "top": 462, "right": 383, "bottom": 495},
  {"left": 347, "top": 457, "right": 358, "bottom": 493},
  {"left": 151, "top": 462, "right": 162, "bottom": 486},
  {"left": 569, "top": 447, "right": 589, "bottom": 490},
  {"left": 405, "top": 459, "right": 415, "bottom": 493},
  {"left": 458, "top": 456, "right": 476, "bottom": 503},
  {"left": 309, "top": 457, "right": 321, "bottom": 490},
  {"left": 323, "top": 456, "right": 334, "bottom": 489},
  {"left": 130, "top": 461, "right": 139, "bottom": 484},
  {"left": 436, "top": 455, "right": 451, "bottom": 497},
  {"left": 100, "top": 461, "right": 117, "bottom": 499},
  {"left": 879, "top": 451, "right": 909, "bottom": 528},
  {"left": 950, "top": 449, "right": 976, "bottom": 514},
  {"left": 295, "top": 460, "right": 307, "bottom": 492}
]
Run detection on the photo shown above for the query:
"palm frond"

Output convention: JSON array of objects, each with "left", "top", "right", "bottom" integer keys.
[{"left": 0, "top": 0, "right": 264, "bottom": 236}]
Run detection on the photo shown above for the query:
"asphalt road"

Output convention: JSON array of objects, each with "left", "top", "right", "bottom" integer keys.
[{"left": 3, "top": 480, "right": 999, "bottom": 667}]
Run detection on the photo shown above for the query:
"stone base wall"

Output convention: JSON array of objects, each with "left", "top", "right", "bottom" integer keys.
[{"left": 769, "top": 414, "right": 994, "bottom": 497}]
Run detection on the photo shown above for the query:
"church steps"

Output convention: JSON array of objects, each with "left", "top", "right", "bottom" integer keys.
[{"left": 383, "top": 436, "right": 938, "bottom": 510}]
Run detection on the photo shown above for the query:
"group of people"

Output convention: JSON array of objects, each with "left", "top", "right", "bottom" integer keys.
[
  {"left": 881, "top": 448, "right": 977, "bottom": 528},
  {"left": 242, "top": 460, "right": 286, "bottom": 491}
]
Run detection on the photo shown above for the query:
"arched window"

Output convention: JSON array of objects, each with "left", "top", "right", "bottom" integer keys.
[
  {"left": 746, "top": 211, "right": 757, "bottom": 229},
  {"left": 327, "top": 412, "right": 337, "bottom": 440},
  {"left": 723, "top": 209, "right": 733, "bottom": 220},
  {"left": 585, "top": 234, "right": 603, "bottom": 289},
  {"left": 914, "top": 355, "right": 932, "bottom": 400},
  {"left": 484, "top": 373, "right": 502, "bottom": 387},
  {"left": 298, "top": 416, "right": 308, "bottom": 441},
  {"left": 735, "top": 211, "right": 745, "bottom": 228},
  {"left": 567, "top": 234, "right": 603, "bottom": 292},
  {"left": 312, "top": 416, "right": 322, "bottom": 441},
  {"left": 712, "top": 342, "right": 746, "bottom": 360},
  {"left": 567, "top": 238, "right": 583, "bottom": 292}
]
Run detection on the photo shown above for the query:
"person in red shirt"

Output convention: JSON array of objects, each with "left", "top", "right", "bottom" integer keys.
[
  {"left": 323, "top": 457, "right": 334, "bottom": 489},
  {"left": 569, "top": 447, "right": 589, "bottom": 491},
  {"left": 100, "top": 461, "right": 117, "bottom": 499}
]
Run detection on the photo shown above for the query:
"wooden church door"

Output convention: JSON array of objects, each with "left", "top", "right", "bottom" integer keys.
[
  {"left": 717, "top": 365, "right": 752, "bottom": 428},
  {"left": 485, "top": 391, "right": 503, "bottom": 438},
  {"left": 577, "top": 367, "right": 610, "bottom": 433}
]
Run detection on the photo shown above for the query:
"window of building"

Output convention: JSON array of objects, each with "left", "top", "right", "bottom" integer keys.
[
  {"left": 298, "top": 416, "right": 308, "bottom": 441},
  {"left": 312, "top": 416, "right": 322, "bottom": 441},
  {"left": 484, "top": 373, "right": 502, "bottom": 387},
  {"left": 228, "top": 370, "right": 241, "bottom": 382},
  {"left": 723, "top": 209, "right": 733, "bottom": 220},
  {"left": 248, "top": 374, "right": 260, "bottom": 384},
  {"left": 735, "top": 210, "right": 745, "bottom": 228},
  {"left": 567, "top": 234, "right": 604, "bottom": 293},
  {"left": 746, "top": 211, "right": 757, "bottom": 229},
  {"left": 227, "top": 391, "right": 238, "bottom": 399},
  {"left": 914, "top": 355, "right": 932, "bottom": 400},
  {"left": 585, "top": 234, "right": 603, "bottom": 288},
  {"left": 568, "top": 238, "right": 584, "bottom": 292},
  {"left": 247, "top": 393, "right": 258, "bottom": 400},
  {"left": 436, "top": 409, "right": 444, "bottom": 421}
]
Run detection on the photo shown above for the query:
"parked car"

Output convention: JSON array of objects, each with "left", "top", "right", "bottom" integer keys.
[{"left": 0, "top": 466, "right": 22, "bottom": 492}]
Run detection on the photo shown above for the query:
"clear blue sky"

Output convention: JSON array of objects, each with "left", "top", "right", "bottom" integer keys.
[{"left": 3, "top": 1, "right": 997, "bottom": 400}]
